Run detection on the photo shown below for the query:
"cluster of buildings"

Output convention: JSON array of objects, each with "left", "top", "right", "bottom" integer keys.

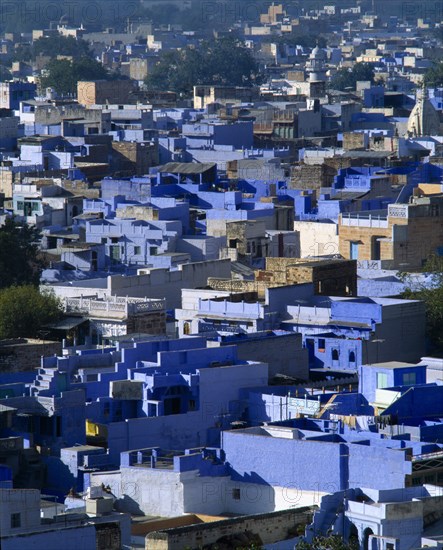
[{"left": 1, "top": 1, "right": 443, "bottom": 549}]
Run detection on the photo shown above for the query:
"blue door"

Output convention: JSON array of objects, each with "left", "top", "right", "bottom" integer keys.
[{"left": 350, "top": 241, "right": 359, "bottom": 260}]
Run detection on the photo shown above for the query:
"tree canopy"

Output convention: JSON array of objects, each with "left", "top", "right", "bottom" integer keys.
[
  {"left": 0, "top": 218, "right": 43, "bottom": 289},
  {"left": 329, "top": 63, "right": 375, "bottom": 91},
  {"left": 40, "top": 57, "right": 111, "bottom": 95},
  {"left": 145, "top": 38, "right": 261, "bottom": 96},
  {"left": 14, "top": 36, "right": 91, "bottom": 62},
  {"left": 263, "top": 33, "right": 327, "bottom": 49},
  {"left": 0, "top": 65, "right": 12, "bottom": 82},
  {"left": 0, "top": 285, "right": 62, "bottom": 340},
  {"left": 297, "top": 535, "right": 359, "bottom": 550},
  {"left": 401, "top": 255, "right": 443, "bottom": 355},
  {"left": 424, "top": 61, "right": 443, "bottom": 88}
]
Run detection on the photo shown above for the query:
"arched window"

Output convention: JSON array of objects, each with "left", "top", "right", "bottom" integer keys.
[
  {"left": 349, "top": 351, "right": 356, "bottom": 363},
  {"left": 332, "top": 349, "right": 339, "bottom": 361},
  {"left": 183, "top": 322, "right": 191, "bottom": 335}
]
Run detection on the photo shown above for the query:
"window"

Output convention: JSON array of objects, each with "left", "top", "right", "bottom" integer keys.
[
  {"left": 349, "top": 351, "right": 356, "bottom": 363},
  {"left": 402, "top": 372, "right": 416, "bottom": 386},
  {"left": 318, "top": 339, "right": 325, "bottom": 352},
  {"left": 134, "top": 246, "right": 141, "bottom": 255},
  {"left": 189, "top": 399, "right": 196, "bottom": 411},
  {"left": 232, "top": 488, "right": 241, "bottom": 500},
  {"left": 16, "top": 201, "right": 24, "bottom": 211},
  {"left": 371, "top": 236, "right": 382, "bottom": 261},
  {"left": 104, "top": 402, "right": 110, "bottom": 416},
  {"left": 377, "top": 372, "right": 388, "bottom": 389},
  {"left": 150, "top": 246, "right": 157, "bottom": 255},
  {"left": 430, "top": 204, "right": 440, "bottom": 217},
  {"left": 10, "top": 513, "right": 21, "bottom": 528},
  {"left": 332, "top": 349, "right": 339, "bottom": 361}
]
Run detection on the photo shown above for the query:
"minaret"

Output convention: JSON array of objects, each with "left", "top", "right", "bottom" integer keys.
[{"left": 307, "top": 41, "right": 327, "bottom": 83}]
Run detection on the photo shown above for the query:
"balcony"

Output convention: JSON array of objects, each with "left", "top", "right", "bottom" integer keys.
[
  {"left": 340, "top": 211, "right": 388, "bottom": 228},
  {"left": 65, "top": 296, "right": 165, "bottom": 319}
]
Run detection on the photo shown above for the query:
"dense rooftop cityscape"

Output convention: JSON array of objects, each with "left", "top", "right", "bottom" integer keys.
[{"left": 0, "top": 1, "right": 443, "bottom": 548}]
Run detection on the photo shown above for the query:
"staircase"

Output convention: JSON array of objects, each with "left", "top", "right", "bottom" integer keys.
[
  {"left": 304, "top": 491, "right": 345, "bottom": 543},
  {"left": 316, "top": 393, "right": 339, "bottom": 419},
  {"left": 31, "top": 367, "right": 68, "bottom": 395}
]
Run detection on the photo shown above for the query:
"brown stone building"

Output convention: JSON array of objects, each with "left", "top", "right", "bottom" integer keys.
[
  {"left": 110, "top": 141, "right": 158, "bottom": 177},
  {"left": 77, "top": 80, "right": 135, "bottom": 107},
  {"left": 338, "top": 195, "right": 443, "bottom": 269},
  {"left": 208, "top": 257, "right": 357, "bottom": 298},
  {"left": 261, "top": 257, "right": 357, "bottom": 296}
]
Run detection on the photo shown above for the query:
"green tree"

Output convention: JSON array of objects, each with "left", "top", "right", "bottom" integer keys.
[
  {"left": 330, "top": 63, "right": 375, "bottom": 91},
  {"left": 263, "top": 34, "right": 327, "bottom": 49},
  {"left": 401, "top": 255, "right": 443, "bottom": 354},
  {"left": 40, "top": 57, "right": 110, "bottom": 95},
  {"left": 424, "top": 61, "right": 443, "bottom": 88},
  {"left": 0, "top": 65, "right": 12, "bottom": 82},
  {"left": 0, "top": 285, "right": 62, "bottom": 339},
  {"left": 33, "top": 36, "right": 92, "bottom": 60},
  {"left": 0, "top": 218, "right": 43, "bottom": 289},
  {"left": 146, "top": 38, "right": 260, "bottom": 96},
  {"left": 297, "top": 534, "right": 359, "bottom": 550}
]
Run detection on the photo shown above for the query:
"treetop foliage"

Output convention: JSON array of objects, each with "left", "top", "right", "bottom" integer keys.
[
  {"left": 401, "top": 255, "right": 443, "bottom": 354},
  {"left": 145, "top": 38, "right": 261, "bottom": 96},
  {"left": 0, "top": 285, "right": 63, "bottom": 340},
  {"left": 329, "top": 63, "right": 375, "bottom": 91},
  {"left": 14, "top": 35, "right": 91, "bottom": 63},
  {"left": 424, "top": 61, "right": 443, "bottom": 88},
  {"left": 40, "top": 57, "right": 112, "bottom": 95},
  {"left": 0, "top": 218, "right": 43, "bottom": 290}
]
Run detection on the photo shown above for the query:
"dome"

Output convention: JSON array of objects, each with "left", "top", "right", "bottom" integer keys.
[{"left": 310, "top": 46, "right": 327, "bottom": 60}]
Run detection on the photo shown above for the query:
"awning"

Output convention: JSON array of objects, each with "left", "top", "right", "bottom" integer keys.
[{"left": 45, "top": 317, "right": 87, "bottom": 331}]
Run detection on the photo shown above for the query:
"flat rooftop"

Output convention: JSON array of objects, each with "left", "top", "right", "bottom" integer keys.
[{"left": 362, "top": 361, "right": 419, "bottom": 370}]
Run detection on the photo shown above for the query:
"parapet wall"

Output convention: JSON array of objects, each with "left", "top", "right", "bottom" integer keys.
[{"left": 146, "top": 507, "right": 313, "bottom": 550}]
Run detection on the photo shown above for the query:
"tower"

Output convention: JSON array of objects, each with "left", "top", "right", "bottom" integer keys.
[
  {"left": 407, "top": 81, "right": 440, "bottom": 137},
  {"left": 307, "top": 44, "right": 327, "bottom": 83}
]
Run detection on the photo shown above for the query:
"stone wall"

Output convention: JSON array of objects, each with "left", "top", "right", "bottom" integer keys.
[
  {"left": 290, "top": 162, "right": 337, "bottom": 190},
  {"left": 343, "top": 132, "right": 366, "bottom": 150},
  {"left": 126, "top": 311, "right": 166, "bottom": 335},
  {"left": 0, "top": 339, "right": 62, "bottom": 372},
  {"left": 260, "top": 258, "right": 357, "bottom": 296},
  {"left": 207, "top": 278, "right": 275, "bottom": 300},
  {"left": 146, "top": 507, "right": 313, "bottom": 550},
  {"left": 209, "top": 258, "right": 356, "bottom": 298},
  {"left": 338, "top": 223, "right": 391, "bottom": 262},
  {"left": 111, "top": 141, "right": 159, "bottom": 177}
]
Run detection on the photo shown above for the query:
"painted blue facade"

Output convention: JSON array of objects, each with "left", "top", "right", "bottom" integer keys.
[
  {"left": 0, "top": 81, "right": 36, "bottom": 110},
  {"left": 221, "top": 422, "right": 438, "bottom": 493},
  {"left": 359, "top": 362, "right": 427, "bottom": 403},
  {"left": 182, "top": 121, "right": 254, "bottom": 150}
]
